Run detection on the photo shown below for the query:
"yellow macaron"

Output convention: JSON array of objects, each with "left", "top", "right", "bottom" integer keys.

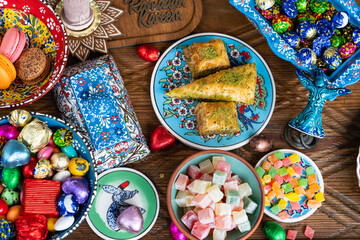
[{"left": 0, "top": 53, "right": 16, "bottom": 89}]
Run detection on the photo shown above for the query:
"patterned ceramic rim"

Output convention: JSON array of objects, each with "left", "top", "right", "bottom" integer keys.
[
  {"left": 0, "top": 0, "right": 69, "bottom": 109},
  {"left": 0, "top": 112, "right": 98, "bottom": 239},
  {"left": 255, "top": 149, "right": 324, "bottom": 223},
  {"left": 85, "top": 167, "right": 160, "bottom": 240},
  {"left": 150, "top": 32, "right": 276, "bottom": 151},
  {"left": 167, "top": 150, "right": 265, "bottom": 240}
]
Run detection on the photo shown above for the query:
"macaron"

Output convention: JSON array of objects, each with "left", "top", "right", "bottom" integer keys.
[
  {"left": 0, "top": 54, "right": 16, "bottom": 89},
  {"left": 0, "top": 27, "right": 26, "bottom": 63},
  {"left": 15, "top": 48, "right": 50, "bottom": 85}
]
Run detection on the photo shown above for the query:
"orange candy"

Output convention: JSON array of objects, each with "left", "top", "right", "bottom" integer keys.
[
  {"left": 294, "top": 186, "right": 305, "bottom": 195},
  {"left": 275, "top": 188, "right": 285, "bottom": 199},
  {"left": 267, "top": 190, "right": 276, "bottom": 200},
  {"left": 272, "top": 182, "right": 281, "bottom": 190},
  {"left": 307, "top": 174, "right": 317, "bottom": 185},
  {"left": 268, "top": 154, "right": 278, "bottom": 165},
  {"left": 308, "top": 200, "right": 322, "bottom": 209},
  {"left": 6, "top": 205, "right": 21, "bottom": 222},
  {"left": 309, "top": 183, "right": 321, "bottom": 192},
  {"left": 262, "top": 161, "right": 272, "bottom": 171},
  {"left": 289, "top": 177, "right": 299, "bottom": 188},
  {"left": 305, "top": 189, "right": 315, "bottom": 199}
]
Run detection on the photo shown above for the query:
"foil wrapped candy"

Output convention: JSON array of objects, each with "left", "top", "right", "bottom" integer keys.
[{"left": 18, "top": 118, "right": 52, "bottom": 153}]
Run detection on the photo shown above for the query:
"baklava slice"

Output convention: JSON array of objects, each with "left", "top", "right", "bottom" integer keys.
[
  {"left": 195, "top": 102, "right": 240, "bottom": 136},
  {"left": 166, "top": 63, "right": 257, "bottom": 105},
  {"left": 183, "top": 38, "right": 230, "bottom": 79}
]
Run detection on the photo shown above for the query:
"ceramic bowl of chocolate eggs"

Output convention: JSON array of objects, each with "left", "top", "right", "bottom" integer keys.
[{"left": 0, "top": 110, "right": 96, "bottom": 240}]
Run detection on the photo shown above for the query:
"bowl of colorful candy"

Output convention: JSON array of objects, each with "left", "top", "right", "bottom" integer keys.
[
  {"left": 0, "top": 110, "right": 96, "bottom": 239},
  {"left": 255, "top": 149, "right": 324, "bottom": 223},
  {"left": 0, "top": 0, "right": 68, "bottom": 108},
  {"left": 167, "top": 150, "right": 264, "bottom": 240},
  {"left": 229, "top": 0, "right": 360, "bottom": 88}
]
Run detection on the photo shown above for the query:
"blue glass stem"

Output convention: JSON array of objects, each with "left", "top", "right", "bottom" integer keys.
[{"left": 288, "top": 68, "right": 351, "bottom": 138}]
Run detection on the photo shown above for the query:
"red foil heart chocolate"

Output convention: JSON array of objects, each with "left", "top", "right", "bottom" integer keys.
[
  {"left": 137, "top": 44, "right": 160, "bottom": 62},
  {"left": 150, "top": 125, "right": 175, "bottom": 152}
]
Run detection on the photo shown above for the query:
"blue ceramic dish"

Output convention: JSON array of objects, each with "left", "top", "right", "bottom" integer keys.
[
  {"left": 151, "top": 33, "right": 275, "bottom": 150},
  {"left": 0, "top": 112, "right": 97, "bottom": 240},
  {"left": 229, "top": 0, "right": 360, "bottom": 89}
]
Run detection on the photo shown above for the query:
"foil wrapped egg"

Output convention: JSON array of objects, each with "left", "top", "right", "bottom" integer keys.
[
  {"left": 56, "top": 194, "right": 79, "bottom": 217},
  {"left": 50, "top": 153, "right": 70, "bottom": 171},
  {"left": 8, "top": 110, "right": 32, "bottom": 128},
  {"left": 17, "top": 118, "right": 52, "bottom": 153},
  {"left": 34, "top": 158, "right": 53, "bottom": 179},
  {"left": 68, "top": 157, "right": 89, "bottom": 176}
]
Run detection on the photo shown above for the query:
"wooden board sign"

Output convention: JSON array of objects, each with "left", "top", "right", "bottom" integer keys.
[{"left": 107, "top": 0, "right": 202, "bottom": 48}]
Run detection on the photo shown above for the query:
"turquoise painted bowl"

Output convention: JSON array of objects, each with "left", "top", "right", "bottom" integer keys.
[
  {"left": 0, "top": 112, "right": 97, "bottom": 240},
  {"left": 167, "top": 150, "right": 265, "bottom": 240}
]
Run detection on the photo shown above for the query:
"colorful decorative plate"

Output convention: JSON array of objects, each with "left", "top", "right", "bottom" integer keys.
[
  {"left": 86, "top": 168, "right": 159, "bottom": 240},
  {"left": 255, "top": 149, "right": 324, "bottom": 223},
  {"left": 0, "top": 0, "right": 68, "bottom": 108},
  {"left": 150, "top": 33, "right": 275, "bottom": 150}
]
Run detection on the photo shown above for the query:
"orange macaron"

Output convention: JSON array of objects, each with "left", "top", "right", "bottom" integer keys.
[{"left": 0, "top": 53, "right": 16, "bottom": 89}]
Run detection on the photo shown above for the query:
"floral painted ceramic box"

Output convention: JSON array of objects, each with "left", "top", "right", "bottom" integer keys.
[{"left": 53, "top": 55, "right": 150, "bottom": 173}]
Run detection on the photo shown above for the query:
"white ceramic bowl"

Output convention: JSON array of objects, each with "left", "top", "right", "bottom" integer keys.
[{"left": 255, "top": 149, "right": 324, "bottom": 223}]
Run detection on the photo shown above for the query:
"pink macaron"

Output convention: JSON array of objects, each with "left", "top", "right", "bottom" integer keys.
[{"left": 0, "top": 27, "right": 26, "bottom": 63}]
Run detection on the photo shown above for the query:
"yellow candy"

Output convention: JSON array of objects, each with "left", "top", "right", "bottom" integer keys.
[
  {"left": 287, "top": 167, "right": 296, "bottom": 176},
  {"left": 278, "top": 199, "right": 288, "bottom": 209},
  {"left": 47, "top": 217, "right": 58, "bottom": 232},
  {"left": 285, "top": 192, "right": 301, "bottom": 202},
  {"left": 265, "top": 196, "right": 270, "bottom": 206},
  {"left": 263, "top": 174, "right": 272, "bottom": 184},
  {"left": 289, "top": 154, "right": 300, "bottom": 163},
  {"left": 69, "top": 157, "right": 89, "bottom": 176},
  {"left": 314, "top": 192, "right": 325, "bottom": 202},
  {"left": 261, "top": 178, "right": 266, "bottom": 186}
]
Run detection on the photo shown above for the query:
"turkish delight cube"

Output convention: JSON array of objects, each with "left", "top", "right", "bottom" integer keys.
[
  {"left": 175, "top": 174, "right": 189, "bottom": 191},
  {"left": 199, "top": 159, "right": 215, "bottom": 174},
  {"left": 238, "top": 183, "right": 252, "bottom": 199},
  {"left": 181, "top": 210, "right": 198, "bottom": 229},
  {"left": 193, "top": 180, "right": 212, "bottom": 194},
  {"left": 198, "top": 208, "right": 215, "bottom": 225},
  {"left": 243, "top": 196, "right": 258, "bottom": 214},
  {"left": 188, "top": 165, "right": 203, "bottom": 179},
  {"left": 215, "top": 203, "right": 232, "bottom": 216},
  {"left": 232, "top": 209, "right": 248, "bottom": 225},
  {"left": 207, "top": 185, "right": 224, "bottom": 203},
  {"left": 191, "top": 221, "right": 211, "bottom": 240}
]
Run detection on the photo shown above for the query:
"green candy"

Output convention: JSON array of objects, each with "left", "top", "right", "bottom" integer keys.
[
  {"left": 310, "top": 0, "right": 328, "bottom": 13},
  {"left": 2, "top": 167, "right": 21, "bottom": 190},
  {"left": 263, "top": 221, "right": 286, "bottom": 240},
  {"left": 330, "top": 35, "right": 346, "bottom": 48},
  {"left": 295, "top": 0, "right": 307, "bottom": 13},
  {"left": 1, "top": 188, "right": 19, "bottom": 206}
]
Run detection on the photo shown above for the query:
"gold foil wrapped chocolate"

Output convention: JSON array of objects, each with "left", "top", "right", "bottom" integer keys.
[
  {"left": 50, "top": 153, "right": 70, "bottom": 171},
  {"left": 18, "top": 118, "right": 52, "bottom": 153},
  {"left": 9, "top": 109, "right": 32, "bottom": 127},
  {"left": 34, "top": 158, "right": 53, "bottom": 179}
]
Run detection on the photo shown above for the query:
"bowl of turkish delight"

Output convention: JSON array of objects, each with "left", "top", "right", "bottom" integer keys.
[{"left": 167, "top": 150, "right": 264, "bottom": 240}]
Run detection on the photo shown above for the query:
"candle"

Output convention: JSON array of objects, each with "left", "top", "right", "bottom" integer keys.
[{"left": 61, "top": 0, "right": 94, "bottom": 31}]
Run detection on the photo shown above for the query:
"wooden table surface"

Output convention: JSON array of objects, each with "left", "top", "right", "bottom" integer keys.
[{"left": 2, "top": 0, "right": 360, "bottom": 239}]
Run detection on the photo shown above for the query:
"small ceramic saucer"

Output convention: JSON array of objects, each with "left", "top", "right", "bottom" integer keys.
[{"left": 86, "top": 168, "right": 159, "bottom": 240}]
